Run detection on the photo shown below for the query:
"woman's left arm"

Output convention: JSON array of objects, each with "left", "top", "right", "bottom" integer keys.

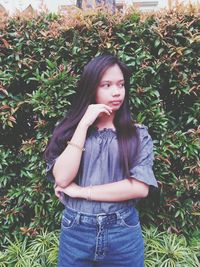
[{"left": 55, "top": 179, "right": 149, "bottom": 202}]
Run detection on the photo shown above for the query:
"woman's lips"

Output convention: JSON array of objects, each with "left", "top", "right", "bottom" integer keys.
[{"left": 110, "top": 101, "right": 122, "bottom": 105}]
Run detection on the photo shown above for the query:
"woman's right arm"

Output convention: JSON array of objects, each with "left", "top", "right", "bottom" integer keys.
[
  {"left": 53, "top": 121, "right": 88, "bottom": 188},
  {"left": 52, "top": 104, "right": 112, "bottom": 188}
]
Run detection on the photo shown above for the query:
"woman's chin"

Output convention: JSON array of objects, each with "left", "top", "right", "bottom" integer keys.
[
  {"left": 109, "top": 104, "right": 122, "bottom": 112},
  {"left": 111, "top": 107, "right": 119, "bottom": 112}
]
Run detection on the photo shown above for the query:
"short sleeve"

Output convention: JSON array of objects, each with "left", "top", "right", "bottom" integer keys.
[
  {"left": 45, "top": 158, "right": 57, "bottom": 183},
  {"left": 129, "top": 124, "right": 158, "bottom": 188}
]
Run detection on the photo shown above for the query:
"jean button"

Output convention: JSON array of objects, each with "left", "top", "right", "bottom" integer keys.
[{"left": 98, "top": 216, "right": 102, "bottom": 222}]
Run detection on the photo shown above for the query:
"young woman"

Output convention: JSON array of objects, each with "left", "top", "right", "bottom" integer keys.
[{"left": 44, "top": 54, "right": 158, "bottom": 267}]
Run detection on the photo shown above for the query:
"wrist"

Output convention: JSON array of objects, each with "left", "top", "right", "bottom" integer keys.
[
  {"left": 78, "top": 120, "right": 90, "bottom": 129},
  {"left": 80, "top": 185, "right": 93, "bottom": 200},
  {"left": 80, "top": 186, "right": 88, "bottom": 199},
  {"left": 74, "top": 185, "right": 85, "bottom": 199}
]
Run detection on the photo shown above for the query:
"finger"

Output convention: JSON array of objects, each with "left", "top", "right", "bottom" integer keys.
[
  {"left": 98, "top": 110, "right": 110, "bottom": 117},
  {"left": 55, "top": 190, "right": 60, "bottom": 198},
  {"left": 103, "top": 110, "right": 111, "bottom": 116},
  {"left": 99, "top": 107, "right": 112, "bottom": 116},
  {"left": 99, "top": 104, "right": 113, "bottom": 112},
  {"left": 58, "top": 193, "right": 63, "bottom": 200},
  {"left": 55, "top": 188, "right": 62, "bottom": 198}
]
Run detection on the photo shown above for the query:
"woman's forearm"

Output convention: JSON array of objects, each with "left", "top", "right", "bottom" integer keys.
[
  {"left": 80, "top": 178, "right": 149, "bottom": 202},
  {"left": 53, "top": 122, "right": 88, "bottom": 188}
]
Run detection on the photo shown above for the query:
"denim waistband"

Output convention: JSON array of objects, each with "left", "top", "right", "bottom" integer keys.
[{"left": 64, "top": 206, "right": 138, "bottom": 226}]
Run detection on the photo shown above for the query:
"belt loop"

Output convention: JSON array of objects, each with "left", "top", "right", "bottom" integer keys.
[
  {"left": 115, "top": 211, "right": 121, "bottom": 221},
  {"left": 75, "top": 212, "right": 81, "bottom": 224}
]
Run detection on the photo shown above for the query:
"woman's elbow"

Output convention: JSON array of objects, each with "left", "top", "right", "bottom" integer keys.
[
  {"left": 128, "top": 178, "right": 149, "bottom": 198},
  {"left": 55, "top": 178, "right": 69, "bottom": 188},
  {"left": 140, "top": 185, "right": 149, "bottom": 198},
  {"left": 53, "top": 171, "right": 70, "bottom": 188}
]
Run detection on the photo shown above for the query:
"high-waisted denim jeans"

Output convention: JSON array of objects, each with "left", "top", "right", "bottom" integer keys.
[{"left": 58, "top": 206, "right": 144, "bottom": 267}]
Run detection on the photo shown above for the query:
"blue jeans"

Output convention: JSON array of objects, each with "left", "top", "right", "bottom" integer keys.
[{"left": 58, "top": 206, "right": 144, "bottom": 267}]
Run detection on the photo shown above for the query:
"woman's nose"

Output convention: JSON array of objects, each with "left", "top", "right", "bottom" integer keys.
[{"left": 112, "top": 87, "right": 120, "bottom": 96}]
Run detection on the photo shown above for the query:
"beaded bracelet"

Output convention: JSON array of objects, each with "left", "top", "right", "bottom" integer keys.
[{"left": 67, "top": 141, "right": 85, "bottom": 151}]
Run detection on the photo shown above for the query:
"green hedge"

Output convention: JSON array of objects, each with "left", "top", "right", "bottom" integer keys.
[{"left": 0, "top": 7, "right": 199, "bottom": 248}]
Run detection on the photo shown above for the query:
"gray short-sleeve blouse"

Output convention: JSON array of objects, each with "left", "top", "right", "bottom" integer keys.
[{"left": 46, "top": 124, "right": 158, "bottom": 214}]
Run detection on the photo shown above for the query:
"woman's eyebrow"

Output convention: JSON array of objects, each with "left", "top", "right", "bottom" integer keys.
[{"left": 101, "top": 79, "right": 125, "bottom": 82}]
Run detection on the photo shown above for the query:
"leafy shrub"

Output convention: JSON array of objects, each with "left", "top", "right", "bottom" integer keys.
[{"left": 0, "top": 4, "right": 199, "bottom": 248}]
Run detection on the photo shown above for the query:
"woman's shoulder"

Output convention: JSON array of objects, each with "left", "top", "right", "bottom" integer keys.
[
  {"left": 134, "top": 123, "right": 148, "bottom": 130},
  {"left": 134, "top": 123, "right": 151, "bottom": 140}
]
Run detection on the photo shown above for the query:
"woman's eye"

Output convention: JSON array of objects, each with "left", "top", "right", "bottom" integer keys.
[
  {"left": 119, "top": 83, "right": 124, "bottom": 87},
  {"left": 102, "top": 84, "right": 110, "bottom": 88}
]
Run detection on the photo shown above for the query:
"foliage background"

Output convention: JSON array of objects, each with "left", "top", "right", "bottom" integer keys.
[{"left": 0, "top": 4, "right": 199, "bottom": 253}]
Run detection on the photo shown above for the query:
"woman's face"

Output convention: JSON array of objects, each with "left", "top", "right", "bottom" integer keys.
[{"left": 95, "top": 64, "right": 125, "bottom": 112}]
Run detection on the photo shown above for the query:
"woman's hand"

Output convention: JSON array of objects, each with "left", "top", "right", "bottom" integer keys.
[
  {"left": 54, "top": 182, "right": 83, "bottom": 199},
  {"left": 80, "top": 104, "right": 112, "bottom": 127}
]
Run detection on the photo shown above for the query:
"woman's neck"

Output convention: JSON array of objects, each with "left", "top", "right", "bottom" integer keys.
[{"left": 95, "top": 113, "right": 115, "bottom": 130}]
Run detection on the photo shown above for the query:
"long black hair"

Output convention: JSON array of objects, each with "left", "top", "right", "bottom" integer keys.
[{"left": 44, "top": 54, "right": 139, "bottom": 177}]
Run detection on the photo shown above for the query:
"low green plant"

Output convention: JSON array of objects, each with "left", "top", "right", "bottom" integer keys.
[
  {"left": 0, "top": 230, "right": 59, "bottom": 267},
  {"left": 0, "top": 227, "right": 199, "bottom": 266},
  {"left": 143, "top": 226, "right": 200, "bottom": 267}
]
